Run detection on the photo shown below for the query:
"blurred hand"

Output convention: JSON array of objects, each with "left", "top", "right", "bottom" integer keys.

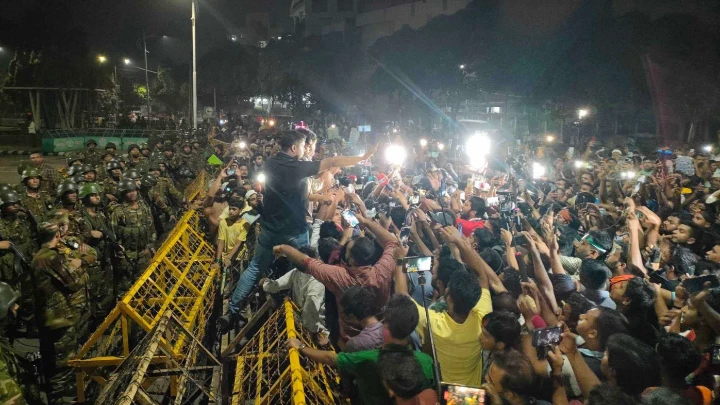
[
  {"left": 90, "top": 230, "right": 103, "bottom": 239},
  {"left": 547, "top": 346, "right": 565, "bottom": 376},
  {"left": 258, "top": 277, "right": 269, "bottom": 287},
  {"left": 0, "top": 241, "right": 12, "bottom": 250},
  {"left": 557, "top": 331, "right": 579, "bottom": 357},
  {"left": 362, "top": 144, "right": 379, "bottom": 160},
  {"left": 272, "top": 245, "right": 287, "bottom": 256},
  {"left": 500, "top": 228, "right": 512, "bottom": 246},
  {"left": 439, "top": 226, "right": 464, "bottom": 245},
  {"left": 658, "top": 308, "right": 681, "bottom": 326},
  {"left": 286, "top": 338, "right": 303, "bottom": 350},
  {"left": 69, "top": 258, "right": 82, "bottom": 270}
]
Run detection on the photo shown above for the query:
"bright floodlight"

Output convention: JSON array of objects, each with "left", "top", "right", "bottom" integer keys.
[
  {"left": 704, "top": 145, "right": 713, "bottom": 153},
  {"left": 123, "top": 58, "right": 131, "bottom": 65},
  {"left": 574, "top": 160, "right": 584, "bottom": 168},
  {"left": 268, "top": 119, "right": 276, "bottom": 127},
  {"left": 459, "top": 64, "right": 466, "bottom": 70},
  {"left": 467, "top": 133, "right": 491, "bottom": 170},
  {"left": 437, "top": 142, "right": 445, "bottom": 151},
  {"left": 385, "top": 144, "right": 407, "bottom": 166},
  {"left": 420, "top": 139, "right": 428, "bottom": 147},
  {"left": 257, "top": 173, "right": 266, "bottom": 183},
  {"left": 578, "top": 109, "right": 589, "bottom": 119},
  {"left": 239, "top": 141, "right": 246, "bottom": 149},
  {"left": 98, "top": 55, "right": 107, "bottom": 63},
  {"left": 545, "top": 135, "right": 555, "bottom": 143},
  {"left": 532, "top": 162, "right": 546, "bottom": 179},
  {"left": 330, "top": 124, "right": 337, "bottom": 129},
  {"left": 392, "top": 128, "right": 398, "bottom": 134}
]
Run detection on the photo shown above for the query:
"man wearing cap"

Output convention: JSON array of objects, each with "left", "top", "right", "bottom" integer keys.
[
  {"left": 29, "top": 152, "right": 59, "bottom": 197},
  {"left": 110, "top": 178, "right": 156, "bottom": 297},
  {"left": 105, "top": 142, "right": 117, "bottom": 156},
  {"left": 84, "top": 139, "right": 100, "bottom": 167},
  {"left": 31, "top": 221, "right": 91, "bottom": 404},
  {"left": 55, "top": 181, "right": 85, "bottom": 239},
  {"left": 103, "top": 160, "right": 124, "bottom": 204},
  {"left": 19, "top": 167, "right": 53, "bottom": 220}
]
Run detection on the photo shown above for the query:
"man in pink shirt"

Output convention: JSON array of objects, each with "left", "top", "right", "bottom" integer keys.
[{"left": 272, "top": 215, "right": 398, "bottom": 344}]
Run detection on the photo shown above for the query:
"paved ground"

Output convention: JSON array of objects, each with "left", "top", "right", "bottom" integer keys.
[{"left": 0, "top": 156, "right": 65, "bottom": 185}]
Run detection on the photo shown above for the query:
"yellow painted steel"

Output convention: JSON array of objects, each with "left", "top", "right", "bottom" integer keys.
[
  {"left": 232, "top": 299, "right": 346, "bottom": 405},
  {"left": 69, "top": 208, "right": 217, "bottom": 399},
  {"left": 183, "top": 169, "right": 207, "bottom": 202}
]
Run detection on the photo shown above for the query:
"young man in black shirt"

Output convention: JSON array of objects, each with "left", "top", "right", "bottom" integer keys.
[{"left": 220, "top": 130, "right": 376, "bottom": 330}]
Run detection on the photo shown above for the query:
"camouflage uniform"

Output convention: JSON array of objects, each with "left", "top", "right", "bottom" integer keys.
[
  {"left": 0, "top": 211, "right": 36, "bottom": 327},
  {"left": 0, "top": 342, "right": 27, "bottom": 404},
  {"left": 31, "top": 241, "right": 92, "bottom": 405},
  {"left": 20, "top": 191, "right": 53, "bottom": 222},
  {"left": 173, "top": 150, "right": 197, "bottom": 191},
  {"left": 78, "top": 204, "right": 115, "bottom": 324},
  {"left": 110, "top": 192, "right": 155, "bottom": 297},
  {"left": 157, "top": 176, "right": 184, "bottom": 208},
  {"left": 126, "top": 156, "right": 149, "bottom": 175},
  {"left": 36, "top": 164, "right": 59, "bottom": 197}
]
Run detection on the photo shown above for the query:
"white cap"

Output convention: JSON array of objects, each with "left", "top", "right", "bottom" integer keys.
[
  {"left": 713, "top": 169, "right": 720, "bottom": 179},
  {"left": 612, "top": 149, "right": 622, "bottom": 156},
  {"left": 245, "top": 190, "right": 258, "bottom": 199}
]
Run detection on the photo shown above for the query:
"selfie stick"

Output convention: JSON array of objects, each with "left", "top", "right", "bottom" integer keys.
[{"left": 418, "top": 271, "right": 443, "bottom": 399}]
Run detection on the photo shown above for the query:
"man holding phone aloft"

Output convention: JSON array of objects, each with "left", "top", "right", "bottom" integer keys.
[{"left": 219, "top": 130, "right": 377, "bottom": 331}]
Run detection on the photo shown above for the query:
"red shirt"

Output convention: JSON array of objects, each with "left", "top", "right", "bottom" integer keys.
[
  {"left": 304, "top": 241, "right": 398, "bottom": 342},
  {"left": 456, "top": 218, "right": 486, "bottom": 237}
]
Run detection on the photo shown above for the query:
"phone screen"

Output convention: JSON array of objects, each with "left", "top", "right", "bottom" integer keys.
[
  {"left": 399, "top": 226, "right": 411, "bottom": 246},
  {"left": 403, "top": 256, "right": 432, "bottom": 273},
  {"left": 682, "top": 275, "right": 720, "bottom": 294},
  {"left": 441, "top": 383, "right": 485, "bottom": 405},
  {"left": 341, "top": 209, "right": 360, "bottom": 228},
  {"left": 532, "top": 326, "right": 562, "bottom": 348}
]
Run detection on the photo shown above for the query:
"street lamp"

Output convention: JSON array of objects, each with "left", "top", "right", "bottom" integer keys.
[
  {"left": 459, "top": 64, "right": 466, "bottom": 70},
  {"left": 98, "top": 55, "right": 107, "bottom": 63},
  {"left": 437, "top": 142, "right": 445, "bottom": 151},
  {"left": 420, "top": 139, "right": 428, "bottom": 147},
  {"left": 578, "top": 109, "right": 589, "bottom": 119},
  {"left": 124, "top": 58, "right": 131, "bottom": 65}
]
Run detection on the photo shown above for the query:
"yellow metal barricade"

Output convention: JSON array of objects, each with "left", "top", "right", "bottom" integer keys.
[
  {"left": 184, "top": 170, "right": 207, "bottom": 202},
  {"left": 69, "top": 209, "right": 217, "bottom": 402},
  {"left": 232, "top": 299, "right": 344, "bottom": 405}
]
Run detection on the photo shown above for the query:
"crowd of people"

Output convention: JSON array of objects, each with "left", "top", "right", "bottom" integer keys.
[
  {"left": 4, "top": 116, "right": 720, "bottom": 405},
  {"left": 205, "top": 126, "right": 720, "bottom": 405}
]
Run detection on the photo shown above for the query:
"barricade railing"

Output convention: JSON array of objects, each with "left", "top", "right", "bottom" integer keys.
[
  {"left": 69, "top": 208, "right": 217, "bottom": 402},
  {"left": 231, "top": 299, "right": 344, "bottom": 405},
  {"left": 41, "top": 129, "right": 182, "bottom": 139},
  {"left": 183, "top": 170, "right": 207, "bottom": 203}
]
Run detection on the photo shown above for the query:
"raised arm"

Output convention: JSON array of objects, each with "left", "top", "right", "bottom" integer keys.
[
  {"left": 318, "top": 145, "right": 377, "bottom": 173},
  {"left": 522, "top": 231, "right": 560, "bottom": 315},
  {"left": 357, "top": 215, "right": 397, "bottom": 247},
  {"left": 438, "top": 226, "right": 495, "bottom": 291}
]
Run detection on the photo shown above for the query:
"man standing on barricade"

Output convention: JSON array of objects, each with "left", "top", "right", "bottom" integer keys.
[
  {"left": 218, "top": 129, "right": 376, "bottom": 331},
  {"left": 110, "top": 179, "right": 155, "bottom": 298}
]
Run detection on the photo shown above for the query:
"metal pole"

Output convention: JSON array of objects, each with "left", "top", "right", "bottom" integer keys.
[
  {"left": 144, "top": 31, "right": 151, "bottom": 129},
  {"left": 192, "top": 0, "right": 198, "bottom": 129},
  {"left": 213, "top": 87, "right": 217, "bottom": 119}
]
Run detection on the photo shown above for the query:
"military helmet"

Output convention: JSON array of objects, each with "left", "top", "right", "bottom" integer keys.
[
  {"left": 127, "top": 143, "right": 140, "bottom": 153},
  {"left": 0, "top": 282, "right": 20, "bottom": 321},
  {"left": 106, "top": 160, "right": 123, "bottom": 171},
  {"left": 66, "top": 154, "right": 83, "bottom": 167},
  {"left": 0, "top": 184, "right": 14, "bottom": 194},
  {"left": 105, "top": 142, "right": 117, "bottom": 150},
  {"left": 164, "top": 144, "right": 175, "bottom": 152},
  {"left": 101, "top": 150, "right": 114, "bottom": 159},
  {"left": 117, "top": 178, "right": 137, "bottom": 194},
  {"left": 71, "top": 173, "right": 87, "bottom": 185},
  {"left": 0, "top": 190, "right": 20, "bottom": 205},
  {"left": 21, "top": 167, "right": 42, "bottom": 182},
  {"left": 81, "top": 163, "right": 96, "bottom": 174},
  {"left": 67, "top": 163, "right": 84, "bottom": 176},
  {"left": 140, "top": 174, "right": 157, "bottom": 188},
  {"left": 78, "top": 182, "right": 102, "bottom": 199},
  {"left": 16, "top": 163, "right": 28, "bottom": 175},
  {"left": 56, "top": 180, "right": 78, "bottom": 196},
  {"left": 147, "top": 161, "right": 161, "bottom": 172},
  {"left": 123, "top": 169, "right": 141, "bottom": 180},
  {"left": 37, "top": 221, "right": 60, "bottom": 244},
  {"left": 140, "top": 143, "right": 150, "bottom": 151},
  {"left": 86, "top": 138, "right": 97, "bottom": 147}
]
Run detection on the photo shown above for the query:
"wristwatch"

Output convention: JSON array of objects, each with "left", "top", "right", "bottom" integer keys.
[{"left": 297, "top": 343, "right": 307, "bottom": 352}]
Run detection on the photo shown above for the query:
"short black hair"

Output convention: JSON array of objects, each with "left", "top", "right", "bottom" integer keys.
[
  {"left": 319, "top": 221, "right": 342, "bottom": 240},
  {"left": 606, "top": 334, "right": 661, "bottom": 396},
  {"left": 580, "top": 259, "right": 611, "bottom": 290},
  {"left": 378, "top": 350, "right": 426, "bottom": 399},
  {"left": 278, "top": 130, "right": 305, "bottom": 151},
  {"left": 623, "top": 277, "right": 656, "bottom": 318},
  {"left": 586, "top": 384, "right": 638, "bottom": 405},
  {"left": 473, "top": 228, "right": 497, "bottom": 250},
  {"left": 447, "top": 270, "right": 481, "bottom": 316},
  {"left": 655, "top": 333, "right": 702, "bottom": 384},
  {"left": 469, "top": 196, "right": 486, "bottom": 217},
  {"left": 641, "top": 387, "right": 694, "bottom": 405},
  {"left": 318, "top": 237, "right": 340, "bottom": 264},
  {"left": 298, "top": 245, "right": 318, "bottom": 260},
  {"left": 563, "top": 292, "right": 594, "bottom": 332},
  {"left": 340, "top": 286, "right": 379, "bottom": 321},
  {"left": 491, "top": 349, "right": 534, "bottom": 397},
  {"left": 383, "top": 295, "right": 419, "bottom": 340},
  {"left": 482, "top": 311, "right": 520, "bottom": 349},
  {"left": 593, "top": 307, "right": 629, "bottom": 351},
  {"left": 492, "top": 291, "right": 520, "bottom": 315},
  {"left": 480, "top": 248, "right": 503, "bottom": 274},
  {"left": 348, "top": 237, "right": 376, "bottom": 267},
  {"left": 389, "top": 206, "right": 407, "bottom": 229},
  {"left": 501, "top": 269, "right": 522, "bottom": 299},
  {"left": 227, "top": 196, "right": 244, "bottom": 209},
  {"left": 588, "top": 230, "right": 613, "bottom": 256}
]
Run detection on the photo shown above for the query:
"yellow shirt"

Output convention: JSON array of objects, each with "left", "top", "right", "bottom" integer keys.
[
  {"left": 415, "top": 288, "right": 492, "bottom": 386},
  {"left": 217, "top": 217, "right": 249, "bottom": 261}
]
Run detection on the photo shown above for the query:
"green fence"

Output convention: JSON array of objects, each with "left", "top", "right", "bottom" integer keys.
[{"left": 41, "top": 129, "right": 182, "bottom": 154}]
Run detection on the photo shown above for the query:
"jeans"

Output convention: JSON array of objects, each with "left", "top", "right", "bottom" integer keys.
[{"left": 227, "top": 227, "right": 310, "bottom": 316}]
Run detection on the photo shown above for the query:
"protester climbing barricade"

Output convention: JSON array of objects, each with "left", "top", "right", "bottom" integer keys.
[
  {"left": 68, "top": 209, "right": 217, "bottom": 402},
  {"left": 231, "top": 298, "right": 344, "bottom": 405}
]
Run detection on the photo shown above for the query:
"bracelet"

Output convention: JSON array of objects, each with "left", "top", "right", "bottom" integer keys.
[{"left": 298, "top": 343, "right": 307, "bottom": 352}]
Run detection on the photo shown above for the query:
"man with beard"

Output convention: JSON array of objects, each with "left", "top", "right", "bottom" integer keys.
[
  {"left": 110, "top": 178, "right": 156, "bottom": 297},
  {"left": 671, "top": 221, "right": 704, "bottom": 257},
  {"left": 103, "top": 160, "right": 124, "bottom": 204},
  {"left": 19, "top": 167, "right": 53, "bottom": 220},
  {"left": 28, "top": 152, "right": 59, "bottom": 197},
  {"left": 251, "top": 153, "right": 264, "bottom": 174},
  {"left": 662, "top": 215, "right": 681, "bottom": 235},
  {"left": 455, "top": 196, "right": 487, "bottom": 237}
]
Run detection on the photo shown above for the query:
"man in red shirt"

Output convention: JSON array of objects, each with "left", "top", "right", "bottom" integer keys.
[
  {"left": 456, "top": 196, "right": 487, "bottom": 237},
  {"left": 273, "top": 215, "right": 398, "bottom": 345}
]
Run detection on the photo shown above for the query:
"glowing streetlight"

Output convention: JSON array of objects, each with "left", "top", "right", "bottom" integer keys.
[
  {"left": 704, "top": 145, "right": 713, "bottom": 153},
  {"left": 574, "top": 160, "right": 584, "bottom": 168},
  {"left": 459, "top": 64, "right": 466, "bottom": 70},
  {"left": 420, "top": 139, "right": 428, "bottom": 147},
  {"left": 330, "top": 124, "right": 337, "bottom": 129},
  {"left": 257, "top": 173, "right": 266, "bottom": 183},
  {"left": 578, "top": 109, "right": 589, "bottom": 119},
  {"left": 532, "top": 162, "right": 546, "bottom": 179},
  {"left": 124, "top": 58, "right": 131, "bottom": 65},
  {"left": 98, "top": 55, "right": 107, "bottom": 63},
  {"left": 392, "top": 128, "right": 398, "bottom": 134},
  {"left": 437, "top": 142, "right": 445, "bottom": 151},
  {"left": 385, "top": 144, "right": 407, "bottom": 166},
  {"left": 238, "top": 141, "right": 247, "bottom": 149},
  {"left": 545, "top": 135, "right": 555, "bottom": 143},
  {"left": 268, "top": 119, "right": 276, "bottom": 127}
]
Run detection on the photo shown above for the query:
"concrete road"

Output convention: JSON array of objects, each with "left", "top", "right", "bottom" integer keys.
[{"left": 0, "top": 155, "right": 65, "bottom": 185}]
